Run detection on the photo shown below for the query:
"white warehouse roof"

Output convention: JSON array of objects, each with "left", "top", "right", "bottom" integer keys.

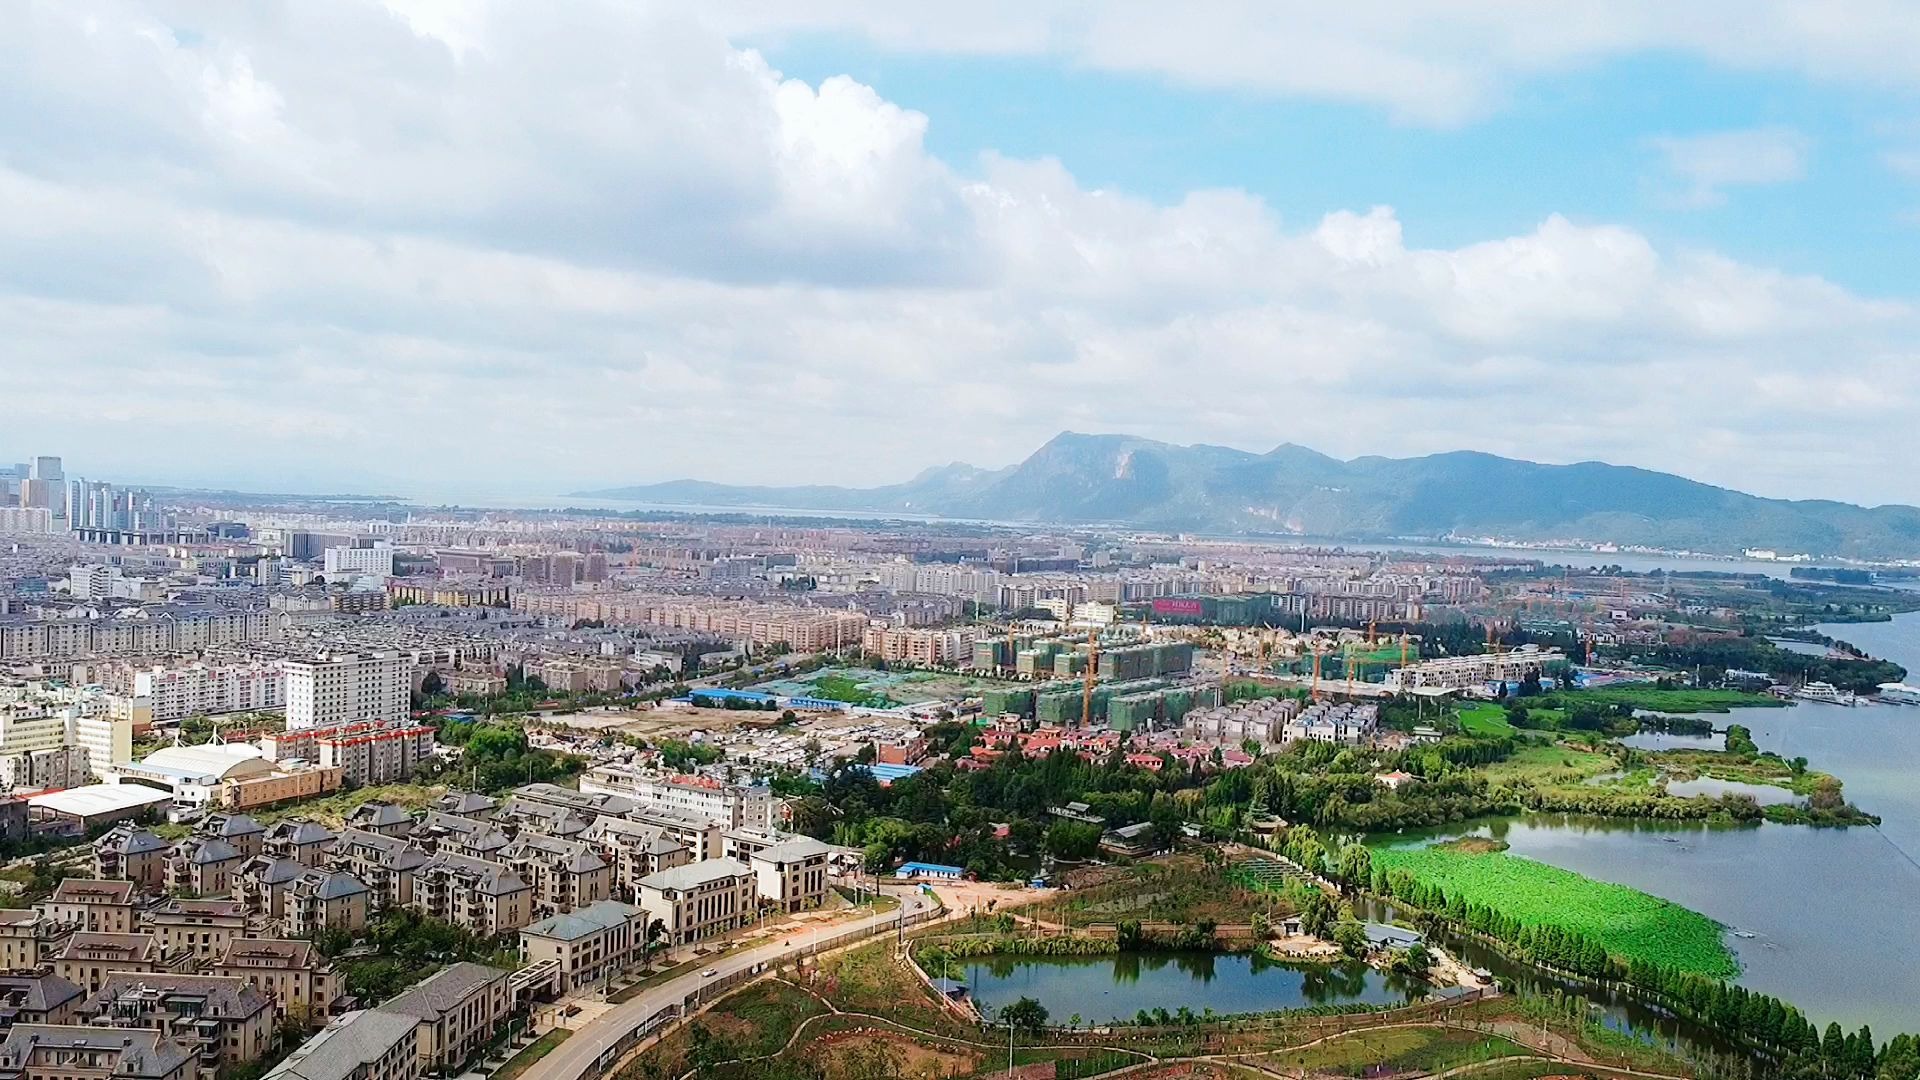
[
  {"left": 28, "top": 784, "right": 173, "bottom": 818},
  {"left": 136, "top": 744, "right": 270, "bottom": 782}
]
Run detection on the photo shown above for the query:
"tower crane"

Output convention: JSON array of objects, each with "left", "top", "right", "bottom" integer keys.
[{"left": 1080, "top": 626, "right": 1102, "bottom": 729}]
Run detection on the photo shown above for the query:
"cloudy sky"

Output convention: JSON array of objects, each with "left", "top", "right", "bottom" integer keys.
[{"left": 5, "top": 2, "right": 1919, "bottom": 505}]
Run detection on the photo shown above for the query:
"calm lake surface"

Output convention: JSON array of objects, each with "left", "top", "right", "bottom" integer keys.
[
  {"left": 962, "top": 952, "right": 1425, "bottom": 1024},
  {"left": 1409, "top": 608, "right": 1920, "bottom": 1034}
]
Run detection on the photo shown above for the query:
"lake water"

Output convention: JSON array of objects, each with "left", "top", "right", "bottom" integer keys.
[
  {"left": 1405, "top": 608, "right": 1920, "bottom": 1034},
  {"left": 962, "top": 952, "right": 1426, "bottom": 1025},
  {"left": 1619, "top": 730, "right": 1722, "bottom": 752},
  {"left": 1662, "top": 776, "right": 1802, "bottom": 806},
  {"left": 1358, "top": 542, "right": 1817, "bottom": 579},
  {"left": 1768, "top": 637, "right": 1833, "bottom": 657}
]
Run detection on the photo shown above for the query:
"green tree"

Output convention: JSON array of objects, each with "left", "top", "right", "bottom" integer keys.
[
  {"left": 1001, "top": 996, "right": 1049, "bottom": 1032},
  {"left": 688, "top": 1024, "right": 734, "bottom": 1072},
  {"left": 1045, "top": 820, "right": 1101, "bottom": 860},
  {"left": 1300, "top": 891, "right": 1338, "bottom": 939},
  {"left": 1332, "top": 919, "right": 1368, "bottom": 957},
  {"left": 1335, "top": 843, "right": 1373, "bottom": 891}
]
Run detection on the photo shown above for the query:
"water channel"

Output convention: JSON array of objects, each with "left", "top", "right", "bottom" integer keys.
[{"left": 961, "top": 951, "right": 1429, "bottom": 1025}]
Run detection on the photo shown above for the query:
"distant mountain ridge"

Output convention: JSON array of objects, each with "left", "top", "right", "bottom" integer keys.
[{"left": 578, "top": 432, "right": 1920, "bottom": 559}]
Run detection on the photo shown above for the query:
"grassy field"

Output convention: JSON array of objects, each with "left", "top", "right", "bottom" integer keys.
[
  {"left": 1556, "top": 687, "right": 1783, "bottom": 713},
  {"left": 1459, "top": 704, "right": 1516, "bottom": 736},
  {"left": 1479, "top": 744, "right": 1619, "bottom": 787},
  {"left": 1018, "top": 857, "right": 1295, "bottom": 929},
  {"left": 1453, "top": 1064, "right": 1652, "bottom": 1080},
  {"left": 251, "top": 783, "right": 446, "bottom": 827},
  {"left": 697, "top": 980, "right": 829, "bottom": 1059},
  {"left": 1371, "top": 843, "right": 1736, "bottom": 979},
  {"left": 1261, "top": 1027, "right": 1527, "bottom": 1076}
]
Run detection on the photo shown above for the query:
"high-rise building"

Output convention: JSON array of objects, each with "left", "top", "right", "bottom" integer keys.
[
  {"left": 69, "top": 565, "right": 121, "bottom": 601},
  {"left": 282, "top": 652, "right": 411, "bottom": 730},
  {"left": 321, "top": 540, "right": 395, "bottom": 578}
]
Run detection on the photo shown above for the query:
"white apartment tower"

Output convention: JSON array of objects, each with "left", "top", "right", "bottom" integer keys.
[
  {"left": 282, "top": 652, "right": 412, "bottom": 730},
  {"left": 321, "top": 540, "right": 396, "bottom": 578}
]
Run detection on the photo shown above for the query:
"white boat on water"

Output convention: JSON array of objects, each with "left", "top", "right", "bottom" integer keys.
[
  {"left": 1877, "top": 683, "right": 1920, "bottom": 706},
  {"left": 1796, "top": 681, "right": 1861, "bottom": 706}
]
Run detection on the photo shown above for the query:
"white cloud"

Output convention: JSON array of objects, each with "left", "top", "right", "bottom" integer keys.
[
  {"left": 1650, "top": 127, "right": 1810, "bottom": 207},
  {"left": 0, "top": 2, "right": 1915, "bottom": 506}
]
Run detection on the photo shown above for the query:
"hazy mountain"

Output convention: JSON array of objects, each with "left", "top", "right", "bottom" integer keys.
[{"left": 579, "top": 432, "right": 1920, "bottom": 559}]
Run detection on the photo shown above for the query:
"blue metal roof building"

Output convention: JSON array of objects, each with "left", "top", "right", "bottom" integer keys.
[
  {"left": 686, "top": 688, "right": 776, "bottom": 706},
  {"left": 895, "top": 861, "right": 965, "bottom": 880}
]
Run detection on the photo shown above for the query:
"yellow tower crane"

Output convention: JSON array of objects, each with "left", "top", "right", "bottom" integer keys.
[{"left": 1080, "top": 626, "right": 1102, "bottom": 728}]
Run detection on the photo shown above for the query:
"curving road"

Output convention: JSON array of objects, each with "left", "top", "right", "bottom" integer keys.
[{"left": 540, "top": 889, "right": 939, "bottom": 1080}]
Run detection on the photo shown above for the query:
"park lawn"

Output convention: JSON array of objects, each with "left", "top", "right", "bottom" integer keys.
[
  {"left": 1264, "top": 1027, "right": 1527, "bottom": 1076},
  {"left": 813, "top": 941, "right": 975, "bottom": 1038},
  {"left": 493, "top": 1029, "right": 569, "bottom": 1080},
  {"left": 1371, "top": 844, "right": 1736, "bottom": 980},
  {"left": 695, "top": 980, "right": 828, "bottom": 1058}
]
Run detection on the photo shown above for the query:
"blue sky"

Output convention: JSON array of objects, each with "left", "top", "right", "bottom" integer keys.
[
  {"left": 764, "top": 38, "right": 1920, "bottom": 296},
  {"left": 5, "top": 4, "right": 1920, "bottom": 507}
]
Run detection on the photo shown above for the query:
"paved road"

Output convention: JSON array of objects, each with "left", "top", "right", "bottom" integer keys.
[{"left": 541, "top": 890, "right": 938, "bottom": 1080}]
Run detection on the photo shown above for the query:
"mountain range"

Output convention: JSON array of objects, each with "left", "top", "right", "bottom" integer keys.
[{"left": 578, "top": 432, "right": 1920, "bottom": 560}]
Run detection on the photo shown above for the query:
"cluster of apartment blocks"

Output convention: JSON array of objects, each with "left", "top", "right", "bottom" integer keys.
[
  {"left": 1181, "top": 698, "right": 1379, "bottom": 748},
  {"left": 510, "top": 592, "right": 868, "bottom": 651},
  {"left": 1381, "top": 646, "right": 1566, "bottom": 692},
  {"left": 859, "top": 624, "right": 978, "bottom": 666},
  {"left": 0, "top": 608, "right": 280, "bottom": 663},
  {"left": 0, "top": 875, "right": 350, "bottom": 1080},
  {"left": 0, "top": 870, "right": 522, "bottom": 1080},
  {"left": 85, "top": 771, "right": 833, "bottom": 949},
  {"left": 60, "top": 780, "right": 840, "bottom": 1077}
]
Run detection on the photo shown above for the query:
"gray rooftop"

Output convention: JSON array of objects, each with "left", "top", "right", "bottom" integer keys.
[
  {"left": 378, "top": 963, "right": 507, "bottom": 1023},
  {"left": 291, "top": 869, "right": 370, "bottom": 901},
  {"left": 432, "top": 791, "right": 498, "bottom": 816},
  {"left": 0, "top": 972, "right": 82, "bottom": 1014},
  {"left": 150, "top": 898, "right": 247, "bottom": 920},
  {"left": 204, "top": 813, "right": 266, "bottom": 838},
  {"left": 420, "top": 851, "right": 529, "bottom": 896},
  {"left": 240, "top": 855, "right": 304, "bottom": 886},
  {"left": 521, "top": 900, "right": 643, "bottom": 943},
  {"left": 267, "top": 820, "right": 337, "bottom": 846},
  {"left": 637, "top": 857, "right": 752, "bottom": 893},
  {"left": 0, "top": 1024, "right": 196, "bottom": 1079},
  {"left": 347, "top": 803, "right": 414, "bottom": 829},
  {"left": 183, "top": 836, "right": 241, "bottom": 865},
  {"left": 750, "top": 836, "right": 834, "bottom": 865},
  {"left": 82, "top": 972, "right": 271, "bottom": 1020},
  {"left": 99, "top": 825, "right": 169, "bottom": 856},
  {"left": 336, "top": 829, "right": 430, "bottom": 870},
  {"left": 512, "top": 783, "right": 639, "bottom": 816},
  {"left": 261, "top": 1009, "right": 420, "bottom": 1080}
]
